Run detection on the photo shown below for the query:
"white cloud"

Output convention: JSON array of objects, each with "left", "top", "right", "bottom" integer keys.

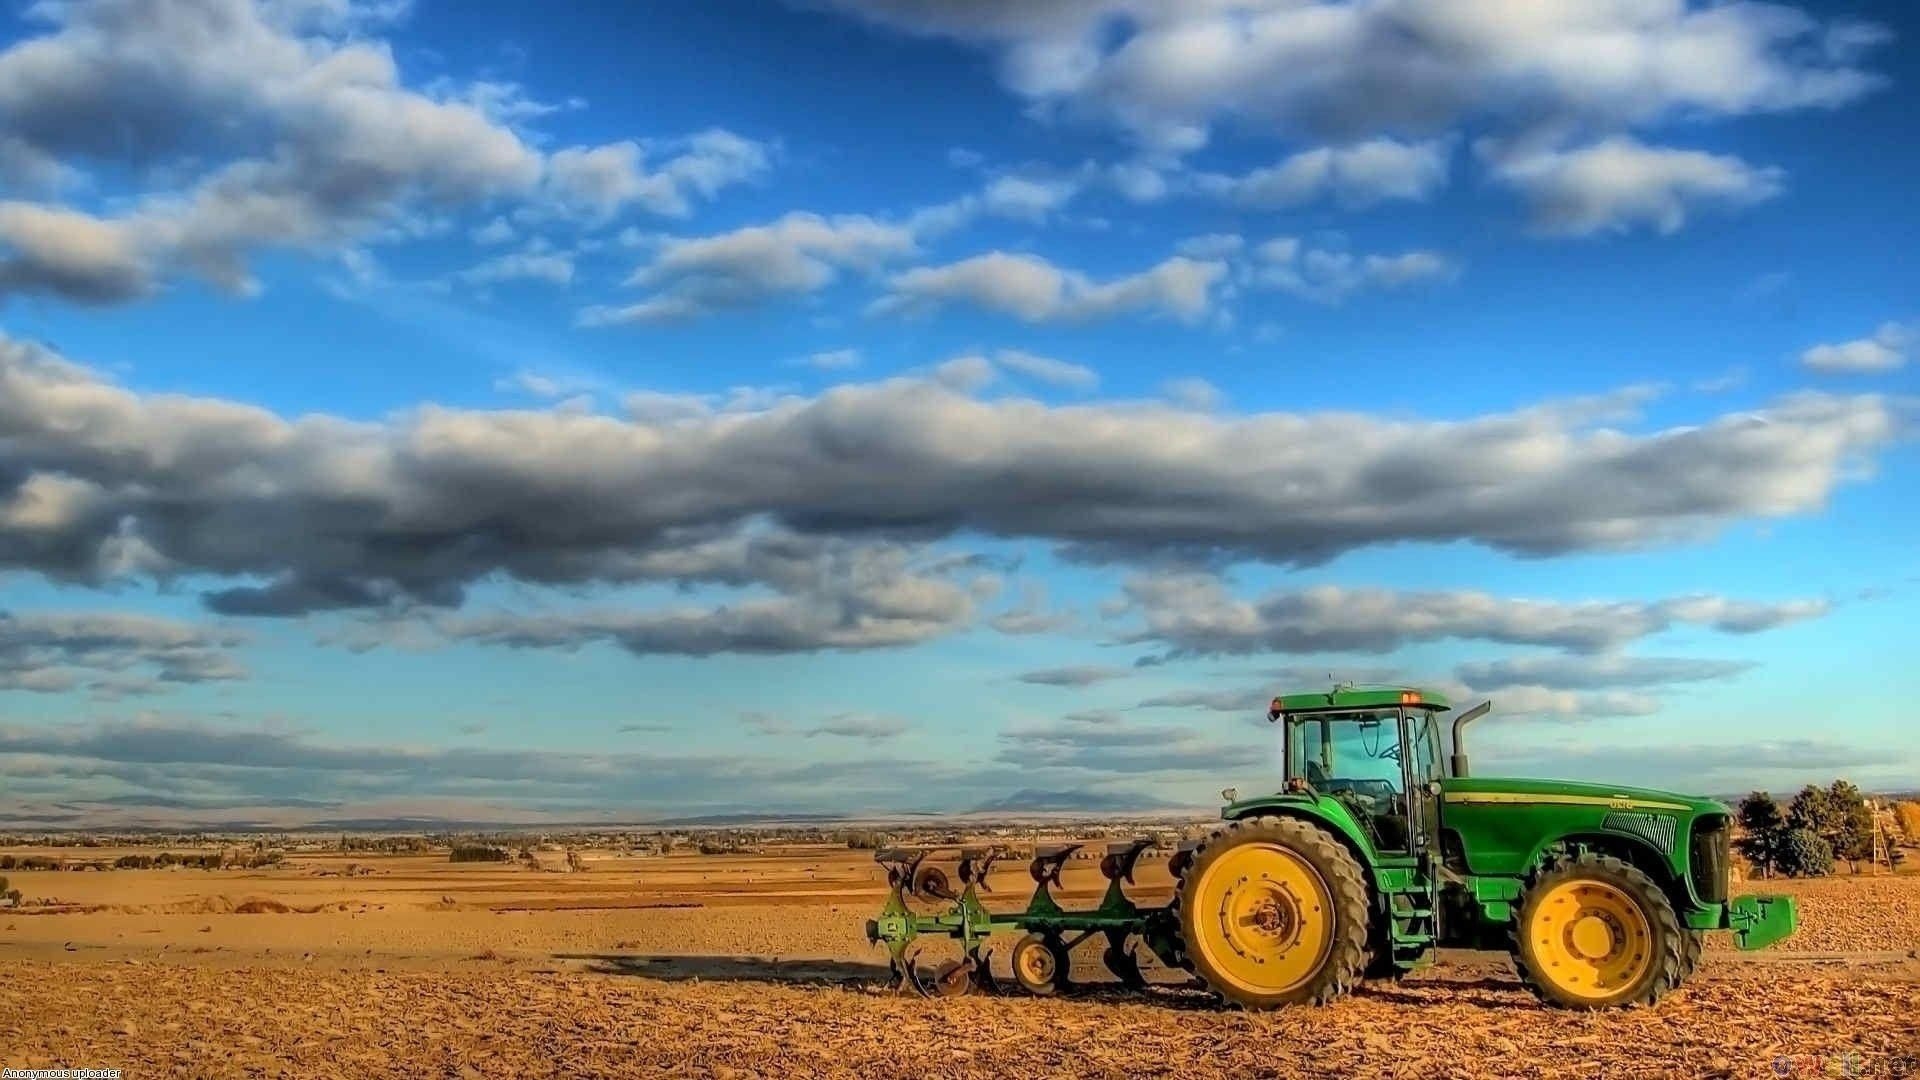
[
  {"left": 876, "top": 251, "right": 1224, "bottom": 323},
  {"left": 457, "top": 251, "right": 574, "bottom": 288},
  {"left": 1801, "top": 322, "right": 1911, "bottom": 374},
  {"left": 1175, "top": 233, "right": 1243, "bottom": 260},
  {"left": 992, "top": 349, "right": 1099, "bottom": 391},
  {"left": 0, "top": 334, "right": 1899, "bottom": 612},
  {"left": 1251, "top": 236, "right": 1458, "bottom": 304},
  {"left": 493, "top": 370, "right": 603, "bottom": 400},
  {"left": 812, "top": 1, "right": 1887, "bottom": 151},
  {"left": 0, "top": 0, "right": 551, "bottom": 303},
  {"left": 583, "top": 211, "right": 917, "bottom": 325},
  {"left": 1159, "top": 376, "right": 1222, "bottom": 411},
  {"left": 801, "top": 348, "right": 863, "bottom": 371},
  {"left": 932, "top": 354, "right": 999, "bottom": 392},
  {"left": 1198, "top": 138, "right": 1450, "bottom": 208},
  {"left": 543, "top": 129, "right": 770, "bottom": 221},
  {"left": 981, "top": 175, "right": 1080, "bottom": 221},
  {"left": 0, "top": 3, "right": 768, "bottom": 305},
  {"left": 1119, "top": 575, "right": 1833, "bottom": 662},
  {"left": 470, "top": 217, "right": 515, "bottom": 245},
  {"left": 1487, "top": 137, "right": 1783, "bottom": 236}
]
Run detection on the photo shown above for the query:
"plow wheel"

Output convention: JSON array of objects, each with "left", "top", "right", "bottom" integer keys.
[
  {"left": 892, "top": 951, "right": 979, "bottom": 998},
  {"left": 1512, "top": 853, "right": 1683, "bottom": 1009},
  {"left": 1174, "top": 816, "right": 1370, "bottom": 1009},
  {"left": 930, "top": 957, "right": 977, "bottom": 997},
  {"left": 1010, "top": 933, "right": 1072, "bottom": 997}
]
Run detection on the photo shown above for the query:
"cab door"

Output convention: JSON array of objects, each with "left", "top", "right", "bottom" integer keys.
[{"left": 1401, "top": 708, "right": 1445, "bottom": 854}]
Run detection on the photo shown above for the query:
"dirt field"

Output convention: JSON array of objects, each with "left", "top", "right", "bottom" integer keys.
[{"left": 2, "top": 844, "right": 1917, "bottom": 1078}]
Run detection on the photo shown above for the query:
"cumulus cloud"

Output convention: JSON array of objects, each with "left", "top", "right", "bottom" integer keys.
[
  {"left": 808, "top": 1, "right": 1886, "bottom": 151},
  {"left": 1486, "top": 137, "right": 1783, "bottom": 235},
  {"left": 0, "top": 1, "right": 766, "bottom": 305},
  {"left": 1197, "top": 138, "right": 1450, "bottom": 208},
  {"left": 1117, "top": 575, "right": 1831, "bottom": 662},
  {"left": 583, "top": 211, "right": 917, "bottom": 325},
  {"left": 543, "top": 129, "right": 770, "bottom": 221},
  {"left": 875, "top": 251, "right": 1224, "bottom": 323},
  {"left": 934, "top": 348, "right": 1098, "bottom": 393},
  {"left": 0, "top": 0, "right": 548, "bottom": 302},
  {"left": 0, "top": 611, "right": 245, "bottom": 696},
  {"left": 424, "top": 532, "right": 982, "bottom": 657},
  {"left": 1250, "top": 236, "right": 1458, "bottom": 304},
  {"left": 0, "top": 334, "right": 1898, "bottom": 617},
  {"left": 1801, "top": 322, "right": 1912, "bottom": 374}
]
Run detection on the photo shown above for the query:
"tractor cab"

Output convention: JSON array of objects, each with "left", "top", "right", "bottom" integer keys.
[{"left": 1267, "top": 687, "right": 1453, "bottom": 856}]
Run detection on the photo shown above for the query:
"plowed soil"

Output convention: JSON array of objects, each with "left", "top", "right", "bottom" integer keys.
[{"left": 2, "top": 845, "right": 1916, "bottom": 1078}]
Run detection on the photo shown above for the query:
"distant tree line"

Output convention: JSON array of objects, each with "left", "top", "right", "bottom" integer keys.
[
  {"left": 0, "top": 851, "right": 283, "bottom": 871},
  {"left": 1736, "top": 780, "right": 1887, "bottom": 877}
]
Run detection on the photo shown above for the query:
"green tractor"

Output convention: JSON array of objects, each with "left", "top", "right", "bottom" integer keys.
[{"left": 867, "top": 686, "right": 1797, "bottom": 1009}]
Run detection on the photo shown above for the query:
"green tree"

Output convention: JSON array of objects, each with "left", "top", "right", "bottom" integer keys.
[
  {"left": 1735, "top": 791, "right": 1785, "bottom": 877},
  {"left": 1787, "top": 784, "right": 1840, "bottom": 837},
  {"left": 1775, "top": 828, "right": 1834, "bottom": 877},
  {"left": 1824, "top": 781, "right": 1876, "bottom": 871}
]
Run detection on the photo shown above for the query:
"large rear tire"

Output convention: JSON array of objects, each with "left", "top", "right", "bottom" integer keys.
[
  {"left": 1511, "top": 853, "right": 1685, "bottom": 1009},
  {"left": 1173, "top": 815, "right": 1371, "bottom": 1009}
]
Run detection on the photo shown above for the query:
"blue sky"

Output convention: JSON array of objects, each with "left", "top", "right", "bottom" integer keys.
[{"left": 0, "top": 0, "right": 1914, "bottom": 826}]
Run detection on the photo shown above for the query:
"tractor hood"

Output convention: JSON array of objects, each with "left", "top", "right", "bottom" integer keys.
[{"left": 1444, "top": 776, "right": 1725, "bottom": 816}]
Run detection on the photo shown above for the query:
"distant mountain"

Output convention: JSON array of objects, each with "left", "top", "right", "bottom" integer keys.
[
  {"left": 969, "top": 789, "right": 1186, "bottom": 815},
  {"left": 651, "top": 811, "right": 852, "bottom": 826}
]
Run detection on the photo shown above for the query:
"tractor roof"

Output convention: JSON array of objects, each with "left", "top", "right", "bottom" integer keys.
[{"left": 1271, "top": 686, "right": 1451, "bottom": 714}]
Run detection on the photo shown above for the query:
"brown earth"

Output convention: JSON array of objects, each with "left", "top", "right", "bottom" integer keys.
[{"left": 2, "top": 844, "right": 1917, "bottom": 1078}]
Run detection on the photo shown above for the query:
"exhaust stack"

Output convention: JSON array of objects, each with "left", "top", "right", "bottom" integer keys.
[{"left": 1449, "top": 700, "right": 1492, "bottom": 778}]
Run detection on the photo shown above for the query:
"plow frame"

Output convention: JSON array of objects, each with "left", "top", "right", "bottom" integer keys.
[{"left": 865, "top": 841, "right": 1182, "bottom": 995}]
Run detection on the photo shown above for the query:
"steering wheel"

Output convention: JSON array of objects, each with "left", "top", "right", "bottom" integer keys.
[{"left": 1325, "top": 778, "right": 1399, "bottom": 813}]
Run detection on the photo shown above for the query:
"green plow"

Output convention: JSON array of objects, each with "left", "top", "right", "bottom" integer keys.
[{"left": 864, "top": 839, "right": 1188, "bottom": 997}]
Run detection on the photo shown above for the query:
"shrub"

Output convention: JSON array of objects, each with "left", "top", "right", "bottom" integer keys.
[
  {"left": 450, "top": 845, "right": 511, "bottom": 863},
  {"left": 1775, "top": 828, "right": 1834, "bottom": 878}
]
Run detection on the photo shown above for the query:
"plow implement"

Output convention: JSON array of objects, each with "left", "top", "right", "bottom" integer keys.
[{"left": 865, "top": 839, "right": 1187, "bottom": 998}]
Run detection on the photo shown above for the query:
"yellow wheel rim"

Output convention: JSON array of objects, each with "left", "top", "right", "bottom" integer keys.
[
  {"left": 1015, "top": 941, "right": 1055, "bottom": 985},
  {"left": 1190, "top": 842, "right": 1334, "bottom": 997},
  {"left": 1528, "top": 879, "right": 1655, "bottom": 1002}
]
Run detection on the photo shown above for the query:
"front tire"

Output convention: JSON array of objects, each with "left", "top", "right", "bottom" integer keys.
[
  {"left": 1512, "top": 853, "right": 1685, "bottom": 1009},
  {"left": 1174, "top": 816, "right": 1371, "bottom": 1009}
]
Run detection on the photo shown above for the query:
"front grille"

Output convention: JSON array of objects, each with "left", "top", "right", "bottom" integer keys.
[
  {"left": 1602, "top": 811, "right": 1676, "bottom": 855},
  {"left": 1690, "top": 815, "right": 1730, "bottom": 904}
]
